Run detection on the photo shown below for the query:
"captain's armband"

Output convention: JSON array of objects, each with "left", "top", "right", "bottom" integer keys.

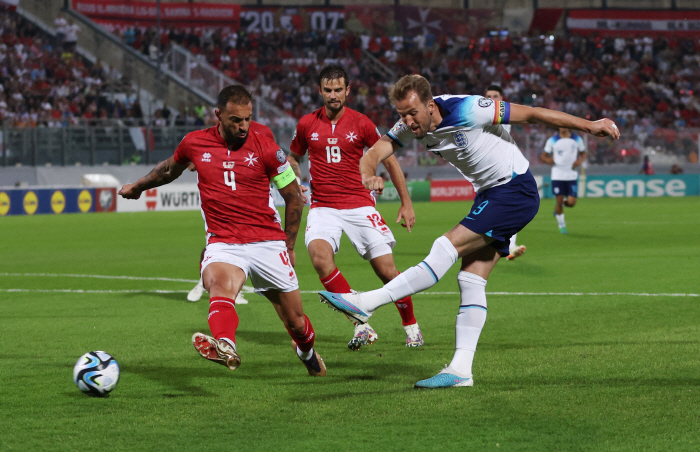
[{"left": 272, "top": 165, "right": 296, "bottom": 189}]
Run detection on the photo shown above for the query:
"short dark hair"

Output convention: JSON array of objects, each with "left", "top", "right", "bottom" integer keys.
[
  {"left": 485, "top": 85, "right": 504, "bottom": 96},
  {"left": 389, "top": 74, "right": 433, "bottom": 105},
  {"left": 217, "top": 85, "right": 253, "bottom": 109},
  {"left": 318, "top": 64, "right": 349, "bottom": 88}
]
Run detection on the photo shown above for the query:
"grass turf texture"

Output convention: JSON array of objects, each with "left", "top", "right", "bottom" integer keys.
[{"left": 1, "top": 197, "right": 699, "bottom": 451}]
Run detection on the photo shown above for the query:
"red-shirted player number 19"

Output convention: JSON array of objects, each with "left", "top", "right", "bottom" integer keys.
[
  {"left": 224, "top": 171, "right": 236, "bottom": 190},
  {"left": 326, "top": 146, "right": 341, "bottom": 163}
]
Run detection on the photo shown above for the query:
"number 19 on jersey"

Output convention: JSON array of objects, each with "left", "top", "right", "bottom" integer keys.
[{"left": 326, "top": 146, "right": 341, "bottom": 163}]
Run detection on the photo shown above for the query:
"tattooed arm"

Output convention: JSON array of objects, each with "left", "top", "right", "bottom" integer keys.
[
  {"left": 277, "top": 180, "right": 304, "bottom": 267},
  {"left": 118, "top": 156, "right": 189, "bottom": 199}
]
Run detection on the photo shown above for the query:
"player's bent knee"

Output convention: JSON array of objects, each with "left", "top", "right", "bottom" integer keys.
[{"left": 423, "top": 236, "right": 459, "bottom": 280}]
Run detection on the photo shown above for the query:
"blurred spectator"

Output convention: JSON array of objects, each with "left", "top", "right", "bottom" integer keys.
[
  {"left": 64, "top": 19, "right": 80, "bottom": 52},
  {"left": 670, "top": 164, "right": 683, "bottom": 174},
  {"left": 640, "top": 155, "right": 655, "bottom": 175},
  {"left": 54, "top": 14, "right": 66, "bottom": 48}
]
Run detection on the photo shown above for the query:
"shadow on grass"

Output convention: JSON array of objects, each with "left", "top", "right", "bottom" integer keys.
[{"left": 126, "top": 364, "right": 216, "bottom": 397}]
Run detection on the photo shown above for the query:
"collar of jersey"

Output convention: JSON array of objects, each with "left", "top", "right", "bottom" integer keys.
[
  {"left": 318, "top": 106, "right": 348, "bottom": 126},
  {"left": 433, "top": 96, "right": 460, "bottom": 132},
  {"left": 213, "top": 125, "right": 227, "bottom": 147}
]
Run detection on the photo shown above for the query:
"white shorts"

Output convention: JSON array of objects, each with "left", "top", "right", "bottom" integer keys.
[
  {"left": 201, "top": 241, "right": 299, "bottom": 293},
  {"left": 304, "top": 206, "right": 395, "bottom": 260}
]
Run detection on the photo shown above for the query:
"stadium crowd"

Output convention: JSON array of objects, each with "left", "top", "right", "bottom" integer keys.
[
  {"left": 111, "top": 23, "right": 700, "bottom": 164},
  {"left": 2, "top": 5, "right": 699, "bottom": 164}
]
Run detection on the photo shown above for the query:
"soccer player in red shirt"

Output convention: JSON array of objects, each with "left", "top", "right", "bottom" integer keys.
[
  {"left": 186, "top": 120, "right": 276, "bottom": 304},
  {"left": 288, "top": 65, "right": 424, "bottom": 350},
  {"left": 118, "top": 86, "right": 325, "bottom": 376}
]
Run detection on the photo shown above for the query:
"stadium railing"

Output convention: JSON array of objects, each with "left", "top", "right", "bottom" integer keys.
[{"left": 1, "top": 124, "right": 696, "bottom": 169}]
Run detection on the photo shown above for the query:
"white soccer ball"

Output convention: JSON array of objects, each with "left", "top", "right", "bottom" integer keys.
[{"left": 73, "top": 351, "right": 120, "bottom": 397}]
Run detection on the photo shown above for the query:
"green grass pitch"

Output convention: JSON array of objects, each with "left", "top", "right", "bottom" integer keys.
[{"left": 1, "top": 197, "right": 698, "bottom": 451}]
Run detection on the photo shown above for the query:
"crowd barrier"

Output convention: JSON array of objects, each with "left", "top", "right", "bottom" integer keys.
[
  {"left": 0, "top": 187, "right": 116, "bottom": 216},
  {"left": 2, "top": 173, "right": 697, "bottom": 216}
]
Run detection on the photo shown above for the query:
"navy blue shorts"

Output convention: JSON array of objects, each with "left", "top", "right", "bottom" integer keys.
[
  {"left": 459, "top": 170, "right": 540, "bottom": 256},
  {"left": 552, "top": 180, "right": 578, "bottom": 198}
]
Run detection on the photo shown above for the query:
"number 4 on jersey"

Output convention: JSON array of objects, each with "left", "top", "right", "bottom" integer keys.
[{"left": 224, "top": 171, "right": 236, "bottom": 190}]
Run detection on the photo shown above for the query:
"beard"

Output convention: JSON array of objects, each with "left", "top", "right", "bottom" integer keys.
[
  {"left": 222, "top": 128, "right": 248, "bottom": 148},
  {"left": 325, "top": 100, "right": 344, "bottom": 114}
]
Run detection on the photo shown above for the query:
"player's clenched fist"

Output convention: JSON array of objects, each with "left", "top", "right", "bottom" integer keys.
[
  {"left": 362, "top": 174, "right": 385, "bottom": 194},
  {"left": 590, "top": 118, "right": 620, "bottom": 139},
  {"left": 118, "top": 184, "right": 141, "bottom": 199}
]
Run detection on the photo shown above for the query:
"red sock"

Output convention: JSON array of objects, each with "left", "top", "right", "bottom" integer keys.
[
  {"left": 392, "top": 272, "right": 417, "bottom": 326},
  {"left": 394, "top": 296, "right": 417, "bottom": 326},
  {"left": 208, "top": 296, "right": 239, "bottom": 344},
  {"left": 287, "top": 315, "right": 315, "bottom": 353},
  {"left": 320, "top": 267, "right": 352, "bottom": 293}
]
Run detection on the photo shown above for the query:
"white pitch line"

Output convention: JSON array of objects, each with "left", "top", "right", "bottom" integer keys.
[
  {"left": 1, "top": 289, "right": 190, "bottom": 294},
  {"left": 0, "top": 272, "right": 198, "bottom": 283},
  {"left": 1, "top": 273, "right": 696, "bottom": 297},
  {"left": 0, "top": 288, "right": 697, "bottom": 297}
]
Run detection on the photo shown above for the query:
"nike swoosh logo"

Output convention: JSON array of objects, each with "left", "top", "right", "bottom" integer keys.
[
  {"left": 465, "top": 216, "right": 475, "bottom": 220},
  {"left": 426, "top": 143, "right": 440, "bottom": 149}
]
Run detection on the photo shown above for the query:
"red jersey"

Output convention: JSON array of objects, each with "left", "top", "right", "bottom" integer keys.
[
  {"left": 290, "top": 107, "right": 381, "bottom": 209},
  {"left": 174, "top": 125, "right": 289, "bottom": 245},
  {"left": 249, "top": 121, "right": 275, "bottom": 141}
]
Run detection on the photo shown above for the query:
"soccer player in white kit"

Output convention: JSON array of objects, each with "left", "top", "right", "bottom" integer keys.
[
  {"left": 319, "top": 75, "right": 620, "bottom": 388},
  {"left": 540, "top": 128, "right": 587, "bottom": 234},
  {"left": 484, "top": 85, "right": 526, "bottom": 260}
]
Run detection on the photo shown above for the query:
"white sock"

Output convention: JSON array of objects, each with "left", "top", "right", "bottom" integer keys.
[
  {"left": 448, "top": 271, "right": 487, "bottom": 377},
  {"left": 296, "top": 346, "right": 313, "bottom": 361},
  {"left": 555, "top": 213, "right": 566, "bottom": 228},
  {"left": 361, "top": 236, "right": 459, "bottom": 312},
  {"left": 508, "top": 234, "right": 518, "bottom": 253},
  {"left": 220, "top": 337, "right": 237, "bottom": 351}
]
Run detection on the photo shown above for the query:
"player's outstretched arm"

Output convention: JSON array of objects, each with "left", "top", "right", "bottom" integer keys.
[
  {"left": 118, "top": 156, "right": 188, "bottom": 199},
  {"left": 382, "top": 154, "right": 415, "bottom": 232},
  {"left": 360, "top": 135, "right": 400, "bottom": 193},
  {"left": 509, "top": 104, "right": 620, "bottom": 139},
  {"left": 277, "top": 181, "right": 304, "bottom": 267}
]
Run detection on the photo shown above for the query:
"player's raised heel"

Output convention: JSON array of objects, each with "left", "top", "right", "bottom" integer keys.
[
  {"left": 348, "top": 323, "right": 378, "bottom": 350},
  {"left": 506, "top": 245, "right": 526, "bottom": 261},
  {"left": 192, "top": 333, "right": 241, "bottom": 371},
  {"left": 404, "top": 323, "right": 424, "bottom": 347},
  {"left": 415, "top": 367, "right": 473, "bottom": 389},
  {"left": 292, "top": 341, "right": 326, "bottom": 376},
  {"left": 559, "top": 227, "right": 568, "bottom": 234},
  {"left": 318, "top": 291, "right": 371, "bottom": 324}
]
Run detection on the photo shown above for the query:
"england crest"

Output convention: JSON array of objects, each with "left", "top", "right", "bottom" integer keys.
[{"left": 453, "top": 131, "right": 469, "bottom": 147}]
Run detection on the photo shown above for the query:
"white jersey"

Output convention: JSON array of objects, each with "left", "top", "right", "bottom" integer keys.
[
  {"left": 544, "top": 133, "right": 586, "bottom": 181},
  {"left": 387, "top": 95, "right": 529, "bottom": 192}
]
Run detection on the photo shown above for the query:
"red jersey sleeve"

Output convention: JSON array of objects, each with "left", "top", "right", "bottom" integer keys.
[
  {"left": 173, "top": 134, "right": 193, "bottom": 165},
  {"left": 259, "top": 135, "right": 292, "bottom": 180},
  {"left": 289, "top": 120, "right": 308, "bottom": 157},
  {"left": 361, "top": 115, "right": 382, "bottom": 148}
]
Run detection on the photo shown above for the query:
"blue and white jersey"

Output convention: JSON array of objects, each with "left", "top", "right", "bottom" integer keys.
[
  {"left": 386, "top": 95, "right": 529, "bottom": 192},
  {"left": 543, "top": 133, "right": 586, "bottom": 181}
]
